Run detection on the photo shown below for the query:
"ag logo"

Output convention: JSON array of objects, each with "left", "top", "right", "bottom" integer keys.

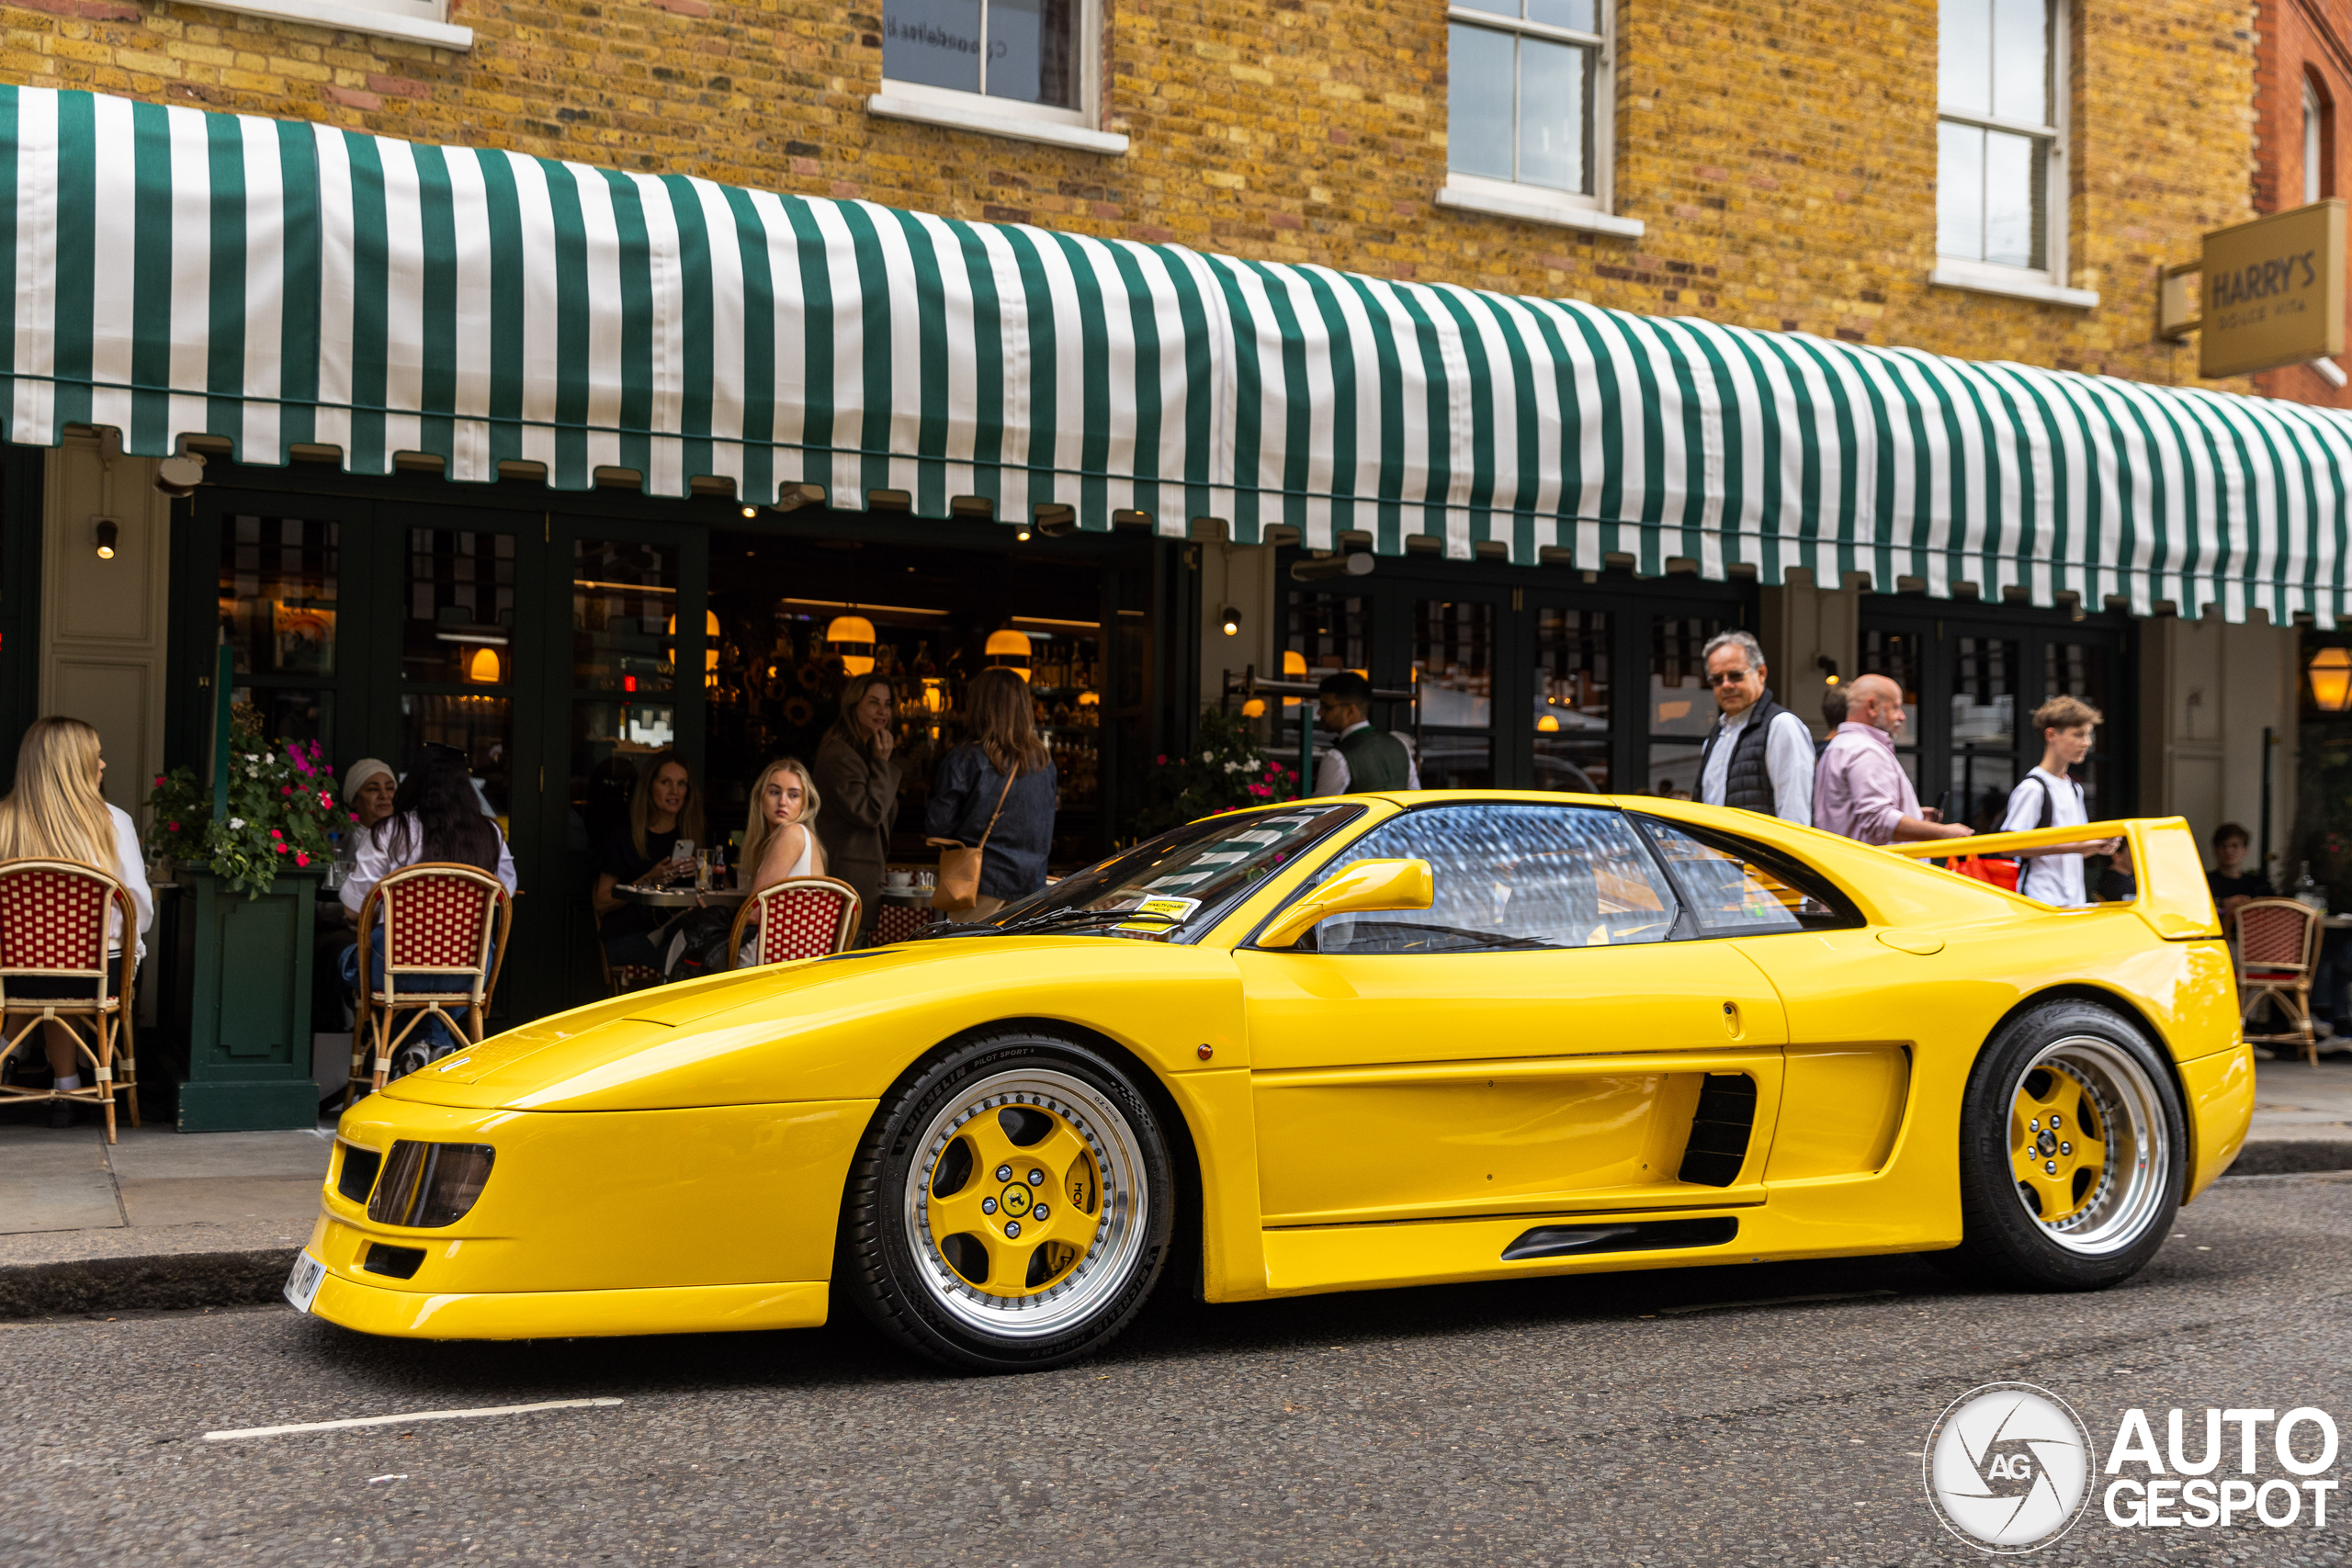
[{"left": 1923, "top": 1382, "right": 2092, "bottom": 1553}]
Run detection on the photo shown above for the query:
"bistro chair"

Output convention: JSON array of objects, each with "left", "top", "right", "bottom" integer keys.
[
  {"left": 2236, "top": 897, "right": 2325, "bottom": 1065},
  {"left": 0, "top": 858, "right": 141, "bottom": 1142},
  {"left": 867, "top": 901, "right": 941, "bottom": 948},
  {"left": 346, "top": 862, "right": 514, "bottom": 1106},
  {"left": 725, "top": 877, "right": 861, "bottom": 969}
]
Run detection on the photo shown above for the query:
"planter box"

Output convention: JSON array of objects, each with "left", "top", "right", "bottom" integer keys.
[{"left": 175, "top": 866, "right": 323, "bottom": 1132}]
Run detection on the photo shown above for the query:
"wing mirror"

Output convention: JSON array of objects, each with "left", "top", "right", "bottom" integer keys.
[{"left": 1256, "top": 858, "right": 1435, "bottom": 950}]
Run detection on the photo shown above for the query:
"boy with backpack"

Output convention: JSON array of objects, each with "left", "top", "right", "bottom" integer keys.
[{"left": 1999, "top": 694, "right": 2120, "bottom": 907}]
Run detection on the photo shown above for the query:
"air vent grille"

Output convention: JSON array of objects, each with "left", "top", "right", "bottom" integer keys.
[{"left": 1678, "top": 1073, "right": 1758, "bottom": 1187}]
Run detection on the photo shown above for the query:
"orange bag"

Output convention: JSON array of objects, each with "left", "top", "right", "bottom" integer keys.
[{"left": 1947, "top": 854, "right": 2020, "bottom": 892}]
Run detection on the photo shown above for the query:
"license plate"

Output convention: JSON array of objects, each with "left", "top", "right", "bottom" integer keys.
[{"left": 283, "top": 1250, "right": 327, "bottom": 1314}]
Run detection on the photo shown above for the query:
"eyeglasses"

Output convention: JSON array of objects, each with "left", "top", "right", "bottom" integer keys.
[{"left": 1702, "top": 670, "right": 1755, "bottom": 689}]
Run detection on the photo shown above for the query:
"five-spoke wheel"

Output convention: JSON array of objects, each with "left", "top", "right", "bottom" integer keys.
[
  {"left": 1950, "top": 999, "right": 2185, "bottom": 1289},
  {"left": 841, "top": 1032, "right": 1173, "bottom": 1371}
]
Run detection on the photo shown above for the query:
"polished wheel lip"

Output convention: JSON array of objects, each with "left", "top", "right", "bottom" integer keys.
[
  {"left": 2006, "top": 1035, "right": 2169, "bottom": 1257},
  {"left": 903, "top": 1067, "right": 1146, "bottom": 1340}
]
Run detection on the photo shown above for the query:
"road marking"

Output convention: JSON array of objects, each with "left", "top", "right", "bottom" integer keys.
[
  {"left": 1656, "top": 1289, "right": 1898, "bottom": 1316},
  {"left": 203, "top": 1397, "right": 623, "bottom": 1441}
]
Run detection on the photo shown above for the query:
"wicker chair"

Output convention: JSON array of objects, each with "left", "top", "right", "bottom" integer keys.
[
  {"left": 2237, "top": 897, "right": 2325, "bottom": 1065},
  {"left": 0, "top": 859, "right": 141, "bottom": 1141},
  {"left": 867, "top": 900, "right": 941, "bottom": 948},
  {"left": 726, "top": 877, "right": 861, "bottom": 969},
  {"left": 346, "top": 862, "right": 514, "bottom": 1105}
]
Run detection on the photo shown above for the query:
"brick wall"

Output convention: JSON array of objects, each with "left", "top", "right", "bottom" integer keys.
[
  {"left": 0, "top": 0, "right": 2259, "bottom": 388},
  {"left": 2250, "top": 0, "right": 2352, "bottom": 405}
]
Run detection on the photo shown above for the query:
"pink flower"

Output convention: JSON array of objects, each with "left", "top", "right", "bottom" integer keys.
[
  {"left": 281, "top": 784, "right": 294, "bottom": 795},
  {"left": 166, "top": 820, "right": 179, "bottom": 833},
  {"left": 153, "top": 774, "right": 164, "bottom": 786},
  {"left": 275, "top": 842, "right": 289, "bottom": 854},
  {"left": 294, "top": 851, "right": 310, "bottom": 867},
  {"left": 1248, "top": 784, "right": 1272, "bottom": 798},
  {"left": 269, "top": 828, "right": 281, "bottom": 839},
  {"left": 1156, "top": 754, "right": 1168, "bottom": 765},
  {"left": 349, "top": 812, "right": 360, "bottom": 823}
]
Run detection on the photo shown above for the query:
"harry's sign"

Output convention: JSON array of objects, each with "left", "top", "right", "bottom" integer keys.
[{"left": 2199, "top": 200, "right": 2345, "bottom": 378}]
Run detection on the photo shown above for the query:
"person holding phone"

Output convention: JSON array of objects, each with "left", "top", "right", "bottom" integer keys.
[{"left": 593, "top": 750, "right": 704, "bottom": 975}]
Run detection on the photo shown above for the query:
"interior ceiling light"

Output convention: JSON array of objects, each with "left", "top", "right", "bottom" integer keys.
[
  {"left": 1218, "top": 605, "right": 1242, "bottom": 637},
  {"left": 984, "top": 626, "right": 1034, "bottom": 682},
  {"left": 827, "top": 613, "right": 878, "bottom": 677}
]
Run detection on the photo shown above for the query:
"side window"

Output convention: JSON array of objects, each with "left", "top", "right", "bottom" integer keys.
[
  {"left": 1637, "top": 819, "right": 1858, "bottom": 936},
  {"left": 1295, "top": 803, "right": 1679, "bottom": 953}
]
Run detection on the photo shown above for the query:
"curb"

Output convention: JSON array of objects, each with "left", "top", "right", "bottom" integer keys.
[
  {"left": 0, "top": 1247, "right": 298, "bottom": 1320},
  {"left": 2228, "top": 1140, "right": 2352, "bottom": 1177}
]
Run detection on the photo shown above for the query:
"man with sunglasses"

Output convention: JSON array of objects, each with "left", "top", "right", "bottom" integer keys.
[{"left": 1693, "top": 629, "right": 1815, "bottom": 824}]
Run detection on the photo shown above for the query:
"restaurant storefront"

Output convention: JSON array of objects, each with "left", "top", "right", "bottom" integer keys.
[
  {"left": 4, "top": 84, "right": 2349, "bottom": 1118},
  {"left": 176, "top": 462, "right": 1193, "bottom": 1023}
]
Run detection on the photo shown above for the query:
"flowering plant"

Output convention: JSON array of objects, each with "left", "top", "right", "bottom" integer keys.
[
  {"left": 146, "top": 721, "right": 344, "bottom": 898},
  {"left": 1133, "top": 705, "right": 1302, "bottom": 837}
]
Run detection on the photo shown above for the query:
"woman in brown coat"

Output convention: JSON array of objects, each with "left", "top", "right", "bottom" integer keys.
[{"left": 811, "top": 674, "right": 900, "bottom": 937}]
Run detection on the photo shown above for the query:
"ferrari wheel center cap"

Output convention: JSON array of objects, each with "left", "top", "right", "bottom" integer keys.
[{"left": 1001, "top": 1183, "right": 1033, "bottom": 1217}]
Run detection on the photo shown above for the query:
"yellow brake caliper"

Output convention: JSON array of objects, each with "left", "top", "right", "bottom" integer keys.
[
  {"left": 926, "top": 1108, "right": 1104, "bottom": 1299},
  {"left": 2011, "top": 1066, "right": 2108, "bottom": 1224}
]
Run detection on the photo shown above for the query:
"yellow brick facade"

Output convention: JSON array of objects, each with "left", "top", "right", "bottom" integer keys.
[{"left": 0, "top": 0, "right": 2259, "bottom": 387}]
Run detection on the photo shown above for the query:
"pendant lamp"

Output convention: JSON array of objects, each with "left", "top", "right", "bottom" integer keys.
[
  {"left": 985, "top": 626, "right": 1034, "bottom": 682},
  {"left": 827, "top": 613, "right": 878, "bottom": 677},
  {"left": 2311, "top": 646, "right": 2352, "bottom": 713}
]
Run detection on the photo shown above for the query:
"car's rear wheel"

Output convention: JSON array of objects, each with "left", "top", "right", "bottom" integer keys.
[
  {"left": 1946, "top": 998, "right": 2185, "bottom": 1290},
  {"left": 838, "top": 1031, "right": 1174, "bottom": 1371}
]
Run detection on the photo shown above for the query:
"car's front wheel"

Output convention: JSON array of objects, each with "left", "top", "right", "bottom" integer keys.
[
  {"left": 838, "top": 1031, "right": 1175, "bottom": 1371},
  {"left": 1946, "top": 998, "right": 2186, "bottom": 1290}
]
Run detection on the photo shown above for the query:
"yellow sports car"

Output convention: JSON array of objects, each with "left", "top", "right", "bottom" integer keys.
[{"left": 291, "top": 793, "right": 2254, "bottom": 1371}]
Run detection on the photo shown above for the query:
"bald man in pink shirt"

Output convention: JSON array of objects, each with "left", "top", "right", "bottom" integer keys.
[{"left": 1813, "top": 674, "right": 1975, "bottom": 845}]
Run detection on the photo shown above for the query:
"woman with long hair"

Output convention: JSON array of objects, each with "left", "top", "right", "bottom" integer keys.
[
  {"left": 811, "top": 674, "right": 901, "bottom": 939},
  {"left": 591, "top": 750, "right": 705, "bottom": 975},
  {"left": 0, "top": 717, "right": 153, "bottom": 1126},
  {"left": 338, "top": 744, "right": 518, "bottom": 1078},
  {"left": 924, "top": 666, "right": 1057, "bottom": 921},
  {"left": 741, "top": 757, "right": 825, "bottom": 893}
]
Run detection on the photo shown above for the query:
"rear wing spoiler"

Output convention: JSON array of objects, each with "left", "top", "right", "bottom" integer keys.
[{"left": 1880, "top": 816, "right": 2222, "bottom": 940}]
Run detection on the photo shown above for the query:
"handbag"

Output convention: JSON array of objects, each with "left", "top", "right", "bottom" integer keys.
[
  {"left": 927, "top": 764, "right": 1018, "bottom": 914},
  {"left": 1947, "top": 854, "right": 2021, "bottom": 893}
]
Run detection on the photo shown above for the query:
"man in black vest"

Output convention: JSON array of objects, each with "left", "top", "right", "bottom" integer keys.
[
  {"left": 1694, "top": 629, "right": 1815, "bottom": 823},
  {"left": 1312, "top": 671, "right": 1420, "bottom": 795}
]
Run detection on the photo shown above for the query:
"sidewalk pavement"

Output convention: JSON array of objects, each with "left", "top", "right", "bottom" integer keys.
[
  {"left": 0, "top": 1056, "right": 2346, "bottom": 1320},
  {"left": 0, "top": 1113, "right": 331, "bottom": 1317}
]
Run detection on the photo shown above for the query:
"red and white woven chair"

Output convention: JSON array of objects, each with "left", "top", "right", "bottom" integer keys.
[
  {"left": 592, "top": 911, "right": 663, "bottom": 997},
  {"left": 867, "top": 900, "right": 941, "bottom": 948},
  {"left": 726, "top": 877, "right": 861, "bottom": 969},
  {"left": 0, "top": 858, "right": 140, "bottom": 1142},
  {"left": 346, "top": 862, "right": 514, "bottom": 1105},
  {"left": 2236, "top": 897, "right": 2325, "bottom": 1065}
]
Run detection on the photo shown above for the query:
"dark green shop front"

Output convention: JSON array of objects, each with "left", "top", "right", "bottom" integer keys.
[{"left": 168, "top": 462, "right": 1197, "bottom": 1034}]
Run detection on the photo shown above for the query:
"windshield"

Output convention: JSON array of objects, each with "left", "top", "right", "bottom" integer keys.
[{"left": 925, "top": 804, "right": 1364, "bottom": 942}]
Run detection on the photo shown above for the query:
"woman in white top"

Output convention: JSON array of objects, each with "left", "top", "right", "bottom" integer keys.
[
  {"left": 735, "top": 758, "right": 825, "bottom": 965},
  {"left": 0, "top": 717, "right": 154, "bottom": 1126}
]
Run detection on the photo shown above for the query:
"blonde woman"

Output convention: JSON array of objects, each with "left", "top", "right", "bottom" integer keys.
[
  {"left": 924, "top": 667, "right": 1057, "bottom": 921},
  {"left": 734, "top": 758, "right": 825, "bottom": 965},
  {"left": 0, "top": 717, "right": 153, "bottom": 1127}
]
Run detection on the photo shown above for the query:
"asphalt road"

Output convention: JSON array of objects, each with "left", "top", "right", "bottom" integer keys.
[{"left": 6, "top": 1173, "right": 2352, "bottom": 1566}]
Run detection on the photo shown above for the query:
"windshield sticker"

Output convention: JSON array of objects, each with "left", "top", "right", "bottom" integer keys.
[{"left": 1120, "top": 895, "right": 1201, "bottom": 932}]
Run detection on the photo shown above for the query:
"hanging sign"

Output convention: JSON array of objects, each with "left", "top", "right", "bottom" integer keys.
[{"left": 2199, "top": 199, "right": 2346, "bottom": 378}]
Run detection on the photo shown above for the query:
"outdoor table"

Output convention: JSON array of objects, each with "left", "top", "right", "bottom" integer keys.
[
  {"left": 878, "top": 886, "right": 934, "bottom": 908},
  {"left": 613, "top": 883, "right": 751, "bottom": 909}
]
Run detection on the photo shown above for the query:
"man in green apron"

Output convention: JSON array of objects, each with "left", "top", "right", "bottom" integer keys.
[{"left": 1312, "top": 671, "right": 1421, "bottom": 795}]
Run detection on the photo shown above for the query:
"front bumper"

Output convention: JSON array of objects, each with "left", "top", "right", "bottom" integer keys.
[{"left": 304, "top": 1096, "right": 873, "bottom": 1339}]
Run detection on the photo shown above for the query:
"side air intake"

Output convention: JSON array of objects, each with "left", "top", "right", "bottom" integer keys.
[
  {"left": 1678, "top": 1073, "right": 1758, "bottom": 1187},
  {"left": 1500, "top": 1216, "right": 1739, "bottom": 1262}
]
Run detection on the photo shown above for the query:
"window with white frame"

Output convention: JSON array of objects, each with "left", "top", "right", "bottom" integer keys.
[
  {"left": 1439, "top": 3, "right": 1633, "bottom": 232},
  {"left": 872, "top": 0, "right": 1118, "bottom": 150},
  {"left": 183, "top": 0, "right": 468, "bottom": 49},
  {"left": 1936, "top": 0, "right": 2066, "bottom": 284},
  {"left": 2307, "top": 75, "right": 2331, "bottom": 204}
]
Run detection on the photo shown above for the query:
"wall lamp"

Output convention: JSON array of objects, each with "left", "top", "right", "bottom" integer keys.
[
  {"left": 93, "top": 518, "right": 119, "bottom": 559},
  {"left": 1218, "top": 605, "right": 1242, "bottom": 637}
]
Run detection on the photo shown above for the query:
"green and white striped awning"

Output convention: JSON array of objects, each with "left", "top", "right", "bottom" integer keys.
[{"left": 4, "top": 83, "right": 2348, "bottom": 626}]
